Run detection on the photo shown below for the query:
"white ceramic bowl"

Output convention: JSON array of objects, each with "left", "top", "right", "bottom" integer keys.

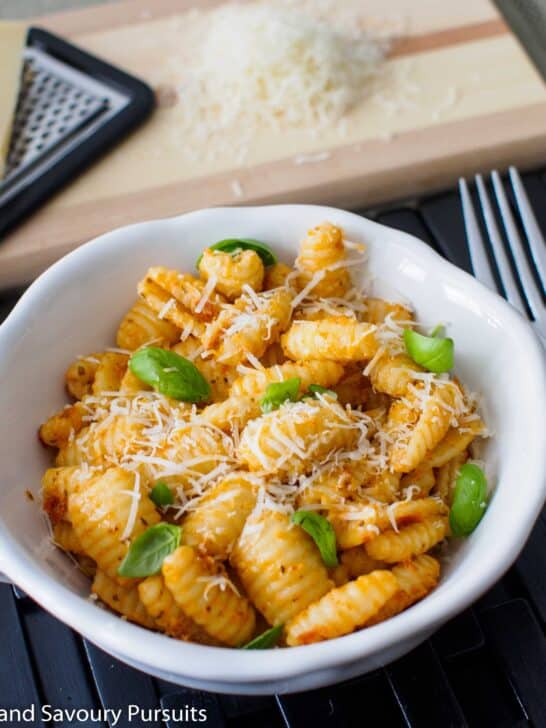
[{"left": 0, "top": 205, "right": 545, "bottom": 695}]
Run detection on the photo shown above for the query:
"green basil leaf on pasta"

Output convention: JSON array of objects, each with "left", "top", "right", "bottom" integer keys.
[
  {"left": 118, "top": 523, "right": 181, "bottom": 578},
  {"left": 403, "top": 328, "right": 454, "bottom": 373},
  {"left": 242, "top": 624, "right": 284, "bottom": 649},
  {"left": 449, "top": 463, "right": 488, "bottom": 537},
  {"left": 150, "top": 481, "right": 174, "bottom": 507},
  {"left": 260, "top": 377, "right": 301, "bottom": 413},
  {"left": 306, "top": 384, "right": 338, "bottom": 399},
  {"left": 291, "top": 510, "right": 338, "bottom": 567},
  {"left": 129, "top": 347, "right": 210, "bottom": 402},
  {"left": 197, "top": 239, "right": 277, "bottom": 267}
]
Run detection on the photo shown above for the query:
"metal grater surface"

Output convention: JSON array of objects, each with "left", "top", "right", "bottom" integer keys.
[
  {"left": 0, "top": 45, "right": 129, "bottom": 207},
  {"left": 5, "top": 54, "right": 107, "bottom": 183}
]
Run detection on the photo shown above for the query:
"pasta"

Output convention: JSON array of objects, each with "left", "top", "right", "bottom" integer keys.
[
  {"left": 285, "top": 570, "right": 398, "bottom": 645},
  {"left": 281, "top": 318, "right": 378, "bottom": 362},
  {"left": 365, "top": 517, "right": 449, "bottom": 563},
  {"left": 116, "top": 300, "right": 180, "bottom": 350},
  {"left": 68, "top": 467, "right": 161, "bottom": 581},
  {"left": 92, "top": 570, "right": 157, "bottom": 629},
  {"left": 231, "top": 510, "right": 333, "bottom": 625},
  {"left": 138, "top": 574, "right": 215, "bottom": 643},
  {"left": 38, "top": 220, "right": 488, "bottom": 649},
  {"left": 183, "top": 472, "right": 259, "bottom": 558},
  {"left": 199, "top": 248, "right": 265, "bottom": 300},
  {"left": 162, "top": 545, "right": 255, "bottom": 646}
]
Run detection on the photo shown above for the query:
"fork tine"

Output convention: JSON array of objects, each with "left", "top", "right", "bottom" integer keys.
[
  {"left": 475, "top": 174, "right": 527, "bottom": 314},
  {"left": 509, "top": 167, "right": 546, "bottom": 292},
  {"left": 492, "top": 171, "right": 546, "bottom": 326},
  {"left": 458, "top": 178, "right": 498, "bottom": 291}
]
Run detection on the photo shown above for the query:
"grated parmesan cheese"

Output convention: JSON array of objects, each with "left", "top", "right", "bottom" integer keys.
[{"left": 177, "top": 2, "right": 385, "bottom": 154}]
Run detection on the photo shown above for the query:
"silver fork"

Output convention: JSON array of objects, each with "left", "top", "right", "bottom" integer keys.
[{"left": 459, "top": 166, "right": 546, "bottom": 340}]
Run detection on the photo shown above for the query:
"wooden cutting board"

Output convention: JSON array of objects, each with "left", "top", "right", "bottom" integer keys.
[{"left": 2, "top": 0, "right": 546, "bottom": 288}]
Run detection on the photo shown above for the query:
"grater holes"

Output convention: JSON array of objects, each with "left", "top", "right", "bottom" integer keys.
[{"left": 3, "top": 51, "right": 111, "bottom": 182}]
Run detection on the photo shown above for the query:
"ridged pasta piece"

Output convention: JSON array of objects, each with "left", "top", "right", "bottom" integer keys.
[
  {"left": 365, "top": 517, "right": 449, "bottom": 563},
  {"left": 285, "top": 570, "right": 398, "bottom": 645},
  {"left": 171, "top": 338, "right": 237, "bottom": 402},
  {"left": 183, "top": 473, "right": 259, "bottom": 558},
  {"left": 231, "top": 510, "right": 333, "bottom": 625},
  {"left": 138, "top": 574, "right": 213, "bottom": 643},
  {"left": 369, "top": 353, "right": 424, "bottom": 397},
  {"left": 230, "top": 359, "right": 344, "bottom": 400},
  {"left": 162, "top": 545, "right": 255, "bottom": 646},
  {"left": 331, "top": 503, "right": 385, "bottom": 550},
  {"left": 91, "top": 352, "right": 128, "bottom": 394},
  {"left": 434, "top": 452, "right": 467, "bottom": 504},
  {"left": 390, "top": 383, "right": 462, "bottom": 473},
  {"left": 331, "top": 497, "right": 446, "bottom": 550},
  {"left": 422, "top": 419, "right": 483, "bottom": 468},
  {"left": 139, "top": 266, "right": 224, "bottom": 327},
  {"left": 367, "top": 555, "right": 440, "bottom": 625},
  {"left": 161, "top": 423, "right": 231, "bottom": 485},
  {"left": 42, "top": 466, "right": 85, "bottom": 524},
  {"left": 238, "top": 398, "right": 359, "bottom": 477},
  {"left": 340, "top": 547, "right": 386, "bottom": 578},
  {"left": 68, "top": 467, "right": 161, "bottom": 581},
  {"left": 281, "top": 318, "right": 378, "bottom": 363},
  {"left": 199, "top": 396, "right": 260, "bottom": 432},
  {"left": 92, "top": 570, "right": 156, "bottom": 629},
  {"left": 297, "top": 461, "right": 368, "bottom": 509},
  {"left": 388, "top": 497, "right": 448, "bottom": 529},
  {"left": 264, "top": 262, "right": 293, "bottom": 290},
  {"left": 53, "top": 521, "right": 85, "bottom": 554},
  {"left": 56, "top": 414, "right": 144, "bottom": 467},
  {"left": 204, "top": 288, "right": 292, "bottom": 366},
  {"left": 364, "top": 298, "right": 413, "bottom": 325},
  {"left": 295, "top": 222, "right": 351, "bottom": 298},
  {"left": 65, "top": 354, "right": 103, "bottom": 399},
  {"left": 39, "top": 403, "right": 85, "bottom": 449},
  {"left": 198, "top": 248, "right": 265, "bottom": 300},
  {"left": 400, "top": 464, "right": 436, "bottom": 498},
  {"left": 116, "top": 299, "right": 181, "bottom": 350}
]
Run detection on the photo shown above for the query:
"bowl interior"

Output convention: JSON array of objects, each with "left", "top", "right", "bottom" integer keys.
[{"left": 0, "top": 205, "right": 544, "bottom": 688}]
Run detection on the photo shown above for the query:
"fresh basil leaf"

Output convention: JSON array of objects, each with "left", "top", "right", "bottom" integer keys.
[
  {"left": 150, "top": 481, "right": 174, "bottom": 507},
  {"left": 197, "top": 239, "right": 277, "bottom": 268},
  {"left": 260, "top": 377, "right": 301, "bottom": 413},
  {"left": 449, "top": 463, "right": 488, "bottom": 537},
  {"left": 291, "top": 510, "right": 338, "bottom": 567},
  {"left": 129, "top": 347, "right": 210, "bottom": 402},
  {"left": 305, "top": 384, "right": 338, "bottom": 399},
  {"left": 118, "top": 523, "right": 181, "bottom": 578},
  {"left": 403, "top": 329, "right": 454, "bottom": 373},
  {"left": 242, "top": 624, "right": 284, "bottom": 649}
]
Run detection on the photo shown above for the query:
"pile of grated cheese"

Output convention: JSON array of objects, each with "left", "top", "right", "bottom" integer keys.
[{"left": 178, "top": 2, "right": 385, "bottom": 138}]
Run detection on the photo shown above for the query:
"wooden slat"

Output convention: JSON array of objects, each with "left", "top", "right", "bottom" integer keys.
[
  {"left": 385, "top": 642, "right": 468, "bottom": 727},
  {"left": 0, "top": 585, "right": 45, "bottom": 724},
  {"left": 20, "top": 602, "right": 103, "bottom": 727},
  {"left": 84, "top": 640, "right": 160, "bottom": 728},
  {"left": 481, "top": 600, "right": 546, "bottom": 727}
]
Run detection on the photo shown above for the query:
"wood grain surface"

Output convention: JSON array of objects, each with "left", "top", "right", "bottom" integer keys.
[{"left": 1, "top": 0, "right": 545, "bottom": 288}]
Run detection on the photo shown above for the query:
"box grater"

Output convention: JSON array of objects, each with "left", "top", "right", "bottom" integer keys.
[{"left": 0, "top": 28, "right": 154, "bottom": 238}]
